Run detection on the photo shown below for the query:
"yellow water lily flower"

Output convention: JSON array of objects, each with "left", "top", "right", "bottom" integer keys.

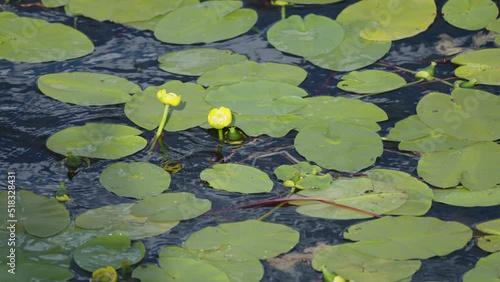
[
  {"left": 91, "top": 266, "right": 117, "bottom": 282},
  {"left": 208, "top": 107, "right": 232, "bottom": 130},
  {"left": 156, "top": 89, "right": 181, "bottom": 106}
]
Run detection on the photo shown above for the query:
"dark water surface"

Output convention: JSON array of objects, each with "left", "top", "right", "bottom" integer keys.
[{"left": 0, "top": 0, "right": 499, "bottom": 281}]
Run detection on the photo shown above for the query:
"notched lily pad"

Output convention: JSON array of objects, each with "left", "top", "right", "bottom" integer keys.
[
  {"left": 200, "top": 164, "right": 273, "bottom": 193},
  {"left": 463, "top": 252, "right": 500, "bottom": 282},
  {"left": 452, "top": 48, "right": 500, "bottom": 85},
  {"left": 443, "top": 0, "right": 499, "bottom": 31},
  {"left": 337, "top": 70, "right": 406, "bottom": 94},
  {"left": 233, "top": 113, "right": 306, "bottom": 138},
  {"left": 432, "top": 185, "right": 500, "bottom": 207}
]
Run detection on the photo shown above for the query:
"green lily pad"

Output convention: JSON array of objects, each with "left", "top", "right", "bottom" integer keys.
[
  {"left": 205, "top": 81, "right": 307, "bottom": 116},
  {"left": 288, "top": 0, "right": 346, "bottom": 3},
  {"left": 463, "top": 252, "right": 500, "bottom": 282},
  {"left": 130, "top": 193, "right": 211, "bottom": 221},
  {"left": 0, "top": 263, "right": 73, "bottom": 282},
  {"left": 38, "top": 72, "right": 140, "bottom": 106},
  {"left": 417, "top": 142, "right": 500, "bottom": 190},
  {"left": 295, "top": 96, "right": 388, "bottom": 130},
  {"left": 233, "top": 113, "right": 306, "bottom": 137},
  {"left": 295, "top": 121, "right": 383, "bottom": 173},
  {"left": 133, "top": 260, "right": 230, "bottom": 282},
  {"left": 274, "top": 162, "right": 333, "bottom": 190},
  {"left": 42, "top": 0, "right": 68, "bottom": 8},
  {"left": 200, "top": 164, "right": 273, "bottom": 194},
  {"left": 337, "top": 70, "right": 406, "bottom": 94},
  {"left": 99, "top": 162, "right": 171, "bottom": 199},
  {"left": 308, "top": 21, "right": 391, "bottom": 72},
  {"left": 158, "top": 48, "right": 247, "bottom": 76},
  {"left": 452, "top": 48, "right": 500, "bottom": 85},
  {"left": 125, "top": 80, "right": 211, "bottom": 131},
  {"left": 184, "top": 220, "right": 300, "bottom": 260},
  {"left": 154, "top": 1, "right": 257, "bottom": 44},
  {"left": 46, "top": 123, "right": 147, "bottom": 160},
  {"left": 74, "top": 234, "right": 145, "bottom": 272},
  {"left": 75, "top": 203, "right": 179, "bottom": 239},
  {"left": 0, "top": 190, "right": 70, "bottom": 238},
  {"left": 67, "top": 0, "right": 191, "bottom": 23},
  {"left": 365, "top": 169, "right": 433, "bottom": 216},
  {"left": 477, "top": 218, "right": 500, "bottom": 235},
  {"left": 432, "top": 185, "right": 500, "bottom": 207},
  {"left": 312, "top": 243, "right": 421, "bottom": 282},
  {"left": 0, "top": 12, "right": 93, "bottom": 63},
  {"left": 197, "top": 61, "right": 307, "bottom": 87},
  {"left": 336, "top": 0, "right": 436, "bottom": 41},
  {"left": 442, "top": 0, "right": 498, "bottom": 31},
  {"left": 344, "top": 216, "right": 473, "bottom": 260},
  {"left": 295, "top": 177, "right": 408, "bottom": 219},
  {"left": 386, "top": 115, "right": 476, "bottom": 153},
  {"left": 416, "top": 89, "right": 500, "bottom": 141},
  {"left": 477, "top": 218, "right": 500, "bottom": 252},
  {"left": 267, "top": 14, "right": 344, "bottom": 58}
]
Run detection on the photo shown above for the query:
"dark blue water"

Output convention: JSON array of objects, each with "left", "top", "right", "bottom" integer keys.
[{"left": 1, "top": 0, "right": 498, "bottom": 281}]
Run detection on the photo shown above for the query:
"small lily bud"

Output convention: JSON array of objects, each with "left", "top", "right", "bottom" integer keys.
[{"left": 415, "top": 62, "right": 436, "bottom": 80}]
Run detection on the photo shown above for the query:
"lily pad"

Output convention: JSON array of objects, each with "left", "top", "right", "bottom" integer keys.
[
  {"left": 417, "top": 142, "right": 500, "bottom": 190},
  {"left": 200, "top": 164, "right": 273, "bottom": 194},
  {"left": 130, "top": 193, "right": 211, "bottom": 221},
  {"left": 308, "top": 21, "right": 391, "bottom": 72},
  {"left": 432, "top": 185, "right": 500, "bottom": 207},
  {"left": 99, "top": 162, "right": 171, "bottom": 199},
  {"left": 205, "top": 81, "right": 307, "bottom": 116},
  {"left": 154, "top": 1, "right": 257, "bottom": 44},
  {"left": 125, "top": 81, "right": 211, "bottom": 131},
  {"left": 184, "top": 220, "right": 300, "bottom": 260},
  {"left": 42, "top": 0, "right": 69, "bottom": 8},
  {"left": 416, "top": 89, "right": 500, "bottom": 141},
  {"left": 442, "top": 0, "right": 498, "bottom": 31},
  {"left": 197, "top": 61, "right": 307, "bottom": 87},
  {"left": 312, "top": 243, "right": 421, "bottom": 282},
  {"left": 336, "top": 0, "right": 436, "bottom": 41},
  {"left": 158, "top": 48, "right": 247, "bottom": 76},
  {"left": 344, "top": 216, "right": 473, "bottom": 260},
  {"left": 133, "top": 259, "right": 231, "bottom": 282},
  {"left": 295, "top": 121, "right": 383, "bottom": 173},
  {"left": 74, "top": 234, "right": 145, "bottom": 272},
  {"left": 267, "top": 14, "right": 344, "bottom": 58},
  {"left": 0, "top": 12, "right": 94, "bottom": 63},
  {"left": 288, "top": 0, "right": 346, "bottom": 3},
  {"left": 386, "top": 115, "right": 476, "bottom": 153},
  {"left": 0, "top": 263, "right": 73, "bottom": 282},
  {"left": 476, "top": 218, "right": 500, "bottom": 252},
  {"left": 452, "top": 48, "right": 500, "bottom": 85},
  {"left": 233, "top": 113, "right": 306, "bottom": 137},
  {"left": 75, "top": 203, "right": 179, "bottom": 239},
  {"left": 477, "top": 219, "right": 500, "bottom": 235},
  {"left": 463, "top": 252, "right": 500, "bottom": 282},
  {"left": 46, "top": 123, "right": 147, "bottom": 160},
  {"left": 295, "top": 177, "right": 408, "bottom": 219},
  {"left": 38, "top": 72, "right": 140, "bottom": 106},
  {"left": 337, "top": 70, "right": 406, "bottom": 94}
]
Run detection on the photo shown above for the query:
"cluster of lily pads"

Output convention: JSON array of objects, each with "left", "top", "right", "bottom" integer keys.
[{"left": 1, "top": 0, "right": 500, "bottom": 281}]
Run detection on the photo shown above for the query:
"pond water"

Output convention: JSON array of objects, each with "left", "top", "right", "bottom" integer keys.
[{"left": 0, "top": 0, "right": 499, "bottom": 281}]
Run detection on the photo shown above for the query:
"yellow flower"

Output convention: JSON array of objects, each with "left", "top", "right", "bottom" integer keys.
[
  {"left": 208, "top": 107, "right": 232, "bottom": 129},
  {"left": 56, "top": 194, "right": 70, "bottom": 202},
  {"left": 91, "top": 266, "right": 117, "bottom": 282},
  {"left": 156, "top": 89, "right": 181, "bottom": 106}
]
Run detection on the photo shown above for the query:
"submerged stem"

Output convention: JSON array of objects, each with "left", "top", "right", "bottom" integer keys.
[{"left": 281, "top": 6, "right": 286, "bottom": 20}]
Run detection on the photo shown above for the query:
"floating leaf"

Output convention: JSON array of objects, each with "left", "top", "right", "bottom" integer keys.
[
  {"left": 308, "top": 21, "right": 391, "bottom": 72},
  {"left": 0, "top": 190, "right": 70, "bottom": 238},
  {"left": 42, "top": 0, "right": 68, "bottom": 8},
  {"left": 233, "top": 113, "right": 306, "bottom": 137},
  {"left": 99, "top": 162, "right": 171, "bottom": 199},
  {"left": 312, "top": 243, "right": 421, "bottom": 282},
  {"left": 432, "top": 185, "right": 500, "bottom": 207},
  {"left": 295, "top": 122, "right": 383, "bottom": 173},
  {"left": 130, "top": 193, "right": 211, "bottom": 221},
  {"left": 336, "top": 0, "right": 436, "bottom": 41},
  {"left": 344, "top": 216, "right": 473, "bottom": 260},
  {"left": 38, "top": 72, "right": 140, "bottom": 106},
  {"left": 46, "top": 123, "right": 147, "bottom": 160},
  {"left": 133, "top": 260, "right": 230, "bottom": 282},
  {"left": 200, "top": 164, "right": 273, "bottom": 193},
  {"left": 267, "top": 14, "right": 344, "bottom": 58},
  {"left": 463, "top": 252, "right": 500, "bottom": 282},
  {"left": 74, "top": 234, "right": 145, "bottom": 272},
  {"left": 197, "top": 61, "right": 307, "bottom": 87},
  {"left": 158, "top": 48, "right": 247, "bottom": 76},
  {"left": 337, "top": 70, "right": 406, "bottom": 94},
  {"left": 75, "top": 203, "right": 179, "bottom": 239},
  {"left": 125, "top": 81, "right": 211, "bottom": 131},
  {"left": 416, "top": 89, "right": 500, "bottom": 141},
  {"left": 452, "top": 48, "right": 500, "bottom": 85},
  {"left": 154, "top": 1, "right": 257, "bottom": 44},
  {"left": 0, "top": 263, "right": 73, "bottom": 282},
  {"left": 417, "top": 142, "right": 500, "bottom": 190},
  {"left": 184, "top": 220, "right": 300, "bottom": 260},
  {"left": 442, "top": 0, "right": 499, "bottom": 31},
  {"left": 386, "top": 115, "right": 475, "bottom": 153},
  {"left": 0, "top": 12, "right": 93, "bottom": 63},
  {"left": 476, "top": 218, "right": 500, "bottom": 252},
  {"left": 477, "top": 219, "right": 500, "bottom": 235},
  {"left": 295, "top": 177, "right": 408, "bottom": 219},
  {"left": 205, "top": 81, "right": 307, "bottom": 116}
]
